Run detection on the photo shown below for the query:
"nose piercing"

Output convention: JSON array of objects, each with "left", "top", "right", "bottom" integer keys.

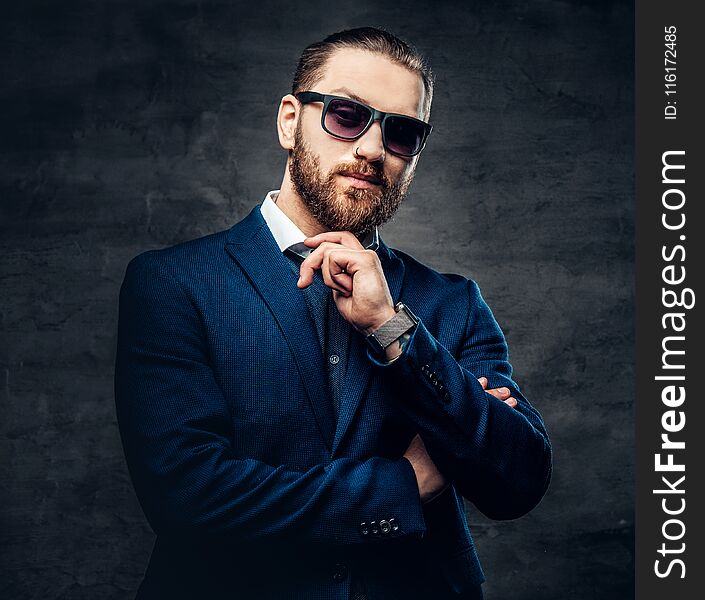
[{"left": 354, "top": 147, "right": 361, "bottom": 158}]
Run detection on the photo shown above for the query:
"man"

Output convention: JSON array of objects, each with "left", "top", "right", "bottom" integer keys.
[{"left": 115, "top": 27, "right": 552, "bottom": 599}]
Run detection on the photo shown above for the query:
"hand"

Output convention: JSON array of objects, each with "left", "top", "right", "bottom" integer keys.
[
  {"left": 478, "top": 377, "right": 518, "bottom": 408},
  {"left": 403, "top": 434, "right": 448, "bottom": 504},
  {"left": 298, "top": 231, "right": 396, "bottom": 334}
]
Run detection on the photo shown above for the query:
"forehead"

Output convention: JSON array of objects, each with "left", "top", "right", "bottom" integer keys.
[{"left": 312, "top": 48, "right": 425, "bottom": 119}]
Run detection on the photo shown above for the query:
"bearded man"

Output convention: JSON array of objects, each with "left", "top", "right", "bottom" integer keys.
[{"left": 115, "top": 26, "right": 552, "bottom": 600}]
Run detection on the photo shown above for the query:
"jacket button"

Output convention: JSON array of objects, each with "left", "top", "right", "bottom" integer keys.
[
  {"left": 332, "top": 563, "right": 348, "bottom": 582},
  {"left": 389, "top": 518, "right": 399, "bottom": 531},
  {"left": 379, "top": 519, "right": 391, "bottom": 534},
  {"left": 359, "top": 522, "right": 369, "bottom": 536},
  {"left": 443, "top": 391, "right": 452, "bottom": 403},
  {"left": 370, "top": 520, "right": 379, "bottom": 535}
]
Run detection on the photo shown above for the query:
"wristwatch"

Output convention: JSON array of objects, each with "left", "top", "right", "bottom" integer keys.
[{"left": 366, "top": 302, "right": 419, "bottom": 355}]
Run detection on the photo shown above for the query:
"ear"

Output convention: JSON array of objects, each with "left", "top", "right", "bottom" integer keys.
[{"left": 277, "top": 94, "right": 299, "bottom": 151}]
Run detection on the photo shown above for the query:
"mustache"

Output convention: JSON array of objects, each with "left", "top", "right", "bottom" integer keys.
[{"left": 335, "top": 163, "right": 389, "bottom": 187}]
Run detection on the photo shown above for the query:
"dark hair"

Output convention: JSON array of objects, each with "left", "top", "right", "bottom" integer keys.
[{"left": 292, "top": 27, "right": 434, "bottom": 120}]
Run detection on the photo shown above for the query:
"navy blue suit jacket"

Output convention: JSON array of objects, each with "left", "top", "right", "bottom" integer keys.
[{"left": 114, "top": 204, "right": 552, "bottom": 599}]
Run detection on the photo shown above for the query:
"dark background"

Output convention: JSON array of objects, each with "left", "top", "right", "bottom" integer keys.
[{"left": 0, "top": 1, "right": 634, "bottom": 598}]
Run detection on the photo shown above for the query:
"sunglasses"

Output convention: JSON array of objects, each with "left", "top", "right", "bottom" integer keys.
[{"left": 295, "top": 91, "right": 433, "bottom": 158}]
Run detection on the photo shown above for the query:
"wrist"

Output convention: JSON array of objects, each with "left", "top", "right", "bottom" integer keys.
[
  {"left": 365, "top": 302, "right": 419, "bottom": 357},
  {"left": 363, "top": 306, "right": 397, "bottom": 336},
  {"left": 382, "top": 330, "right": 412, "bottom": 362}
]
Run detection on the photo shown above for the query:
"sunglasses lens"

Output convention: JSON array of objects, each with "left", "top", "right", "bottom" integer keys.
[
  {"left": 384, "top": 115, "right": 425, "bottom": 156},
  {"left": 324, "top": 99, "right": 371, "bottom": 138}
]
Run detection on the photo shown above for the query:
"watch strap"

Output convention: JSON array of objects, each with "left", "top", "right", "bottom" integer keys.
[{"left": 366, "top": 303, "right": 418, "bottom": 354}]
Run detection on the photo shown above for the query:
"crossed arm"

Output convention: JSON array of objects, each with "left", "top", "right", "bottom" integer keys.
[
  {"left": 403, "top": 377, "right": 518, "bottom": 504},
  {"left": 115, "top": 241, "right": 551, "bottom": 548},
  {"left": 116, "top": 252, "right": 428, "bottom": 546},
  {"left": 299, "top": 231, "right": 551, "bottom": 517}
]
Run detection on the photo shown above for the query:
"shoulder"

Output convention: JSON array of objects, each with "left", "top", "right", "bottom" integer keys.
[
  {"left": 384, "top": 246, "right": 495, "bottom": 337},
  {"left": 387, "top": 246, "right": 483, "bottom": 302},
  {"left": 122, "top": 227, "right": 232, "bottom": 286}
]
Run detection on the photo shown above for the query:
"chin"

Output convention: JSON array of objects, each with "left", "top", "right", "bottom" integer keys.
[{"left": 340, "top": 186, "right": 380, "bottom": 204}]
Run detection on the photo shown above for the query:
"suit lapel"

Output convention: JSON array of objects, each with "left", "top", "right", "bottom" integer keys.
[
  {"left": 224, "top": 205, "right": 337, "bottom": 451},
  {"left": 331, "top": 240, "right": 406, "bottom": 456}
]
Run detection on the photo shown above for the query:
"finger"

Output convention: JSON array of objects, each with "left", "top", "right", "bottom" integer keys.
[
  {"left": 485, "top": 387, "right": 511, "bottom": 400},
  {"left": 331, "top": 274, "right": 353, "bottom": 297},
  {"left": 297, "top": 241, "right": 339, "bottom": 288},
  {"left": 322, "top": 251, "right": 352, "bottom": 295},
  {"left": 297, "top": 252, "right": 325, "bottom": 289},
  {"left": 304, "top": 231, "right": 365, "bottom": 250},
  {"left": 478, "top": 377, "right": 488, "bottom": 389},
  {"left": 504, "top": 397, "right": 518, "bottom": 408},
  {"left": 328, "top": 255, "right": 354, "bottom": 296},
  {"left": 325, "top": 247, "right": 365, "bottom": 283},
  {"left": 332, "top": 287, "right": 351, "bottom": 301}
]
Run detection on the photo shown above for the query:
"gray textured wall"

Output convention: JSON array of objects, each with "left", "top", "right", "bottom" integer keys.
[{"left": 0, "top": 1, "right": 634, "bottom": 598}]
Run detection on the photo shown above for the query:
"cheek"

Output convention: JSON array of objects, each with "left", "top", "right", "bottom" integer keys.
[
  {"left": 300, "top": 112, "right": 330, "bottom": 148},
  {"left": 302, "top": 121, "right": 346, "bottom": 161},
  {"left": 386, "top": 158, "right": 414, "bottom": 183}
]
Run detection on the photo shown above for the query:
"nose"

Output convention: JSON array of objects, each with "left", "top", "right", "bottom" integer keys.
[{"left": 354, "top": 120, "right": 385, "bottom": 163}]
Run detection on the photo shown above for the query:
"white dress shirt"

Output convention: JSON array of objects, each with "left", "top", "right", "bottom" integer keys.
[{"left": 259, "top": 190, "right": 379, "bottom": 253}]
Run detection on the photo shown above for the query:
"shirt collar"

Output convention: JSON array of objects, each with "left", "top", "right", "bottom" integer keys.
[{"left": 260, "top": 190, "right": 379, "bottom": 259}]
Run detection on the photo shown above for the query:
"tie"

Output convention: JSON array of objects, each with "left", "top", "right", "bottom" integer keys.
[
  {"left": 284, "top": 245, "right": 351, "bottom": 420},
  {"left": 284, "top": 244, "right": 366, "bottom": 600}
]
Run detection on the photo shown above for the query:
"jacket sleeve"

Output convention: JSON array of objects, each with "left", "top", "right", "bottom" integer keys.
[
  {"left": 367, "top": 279, "right": 552, "bottom": 520},
  {"left": 114, "top": 251, "right": 425, "bottom": 546}
]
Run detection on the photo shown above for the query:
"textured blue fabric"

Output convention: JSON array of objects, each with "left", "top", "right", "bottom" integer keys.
[
  {"left": 114, "top": 204, "right": 552, "bottom": 599},
  {"left": 325, "top": 289, "right": 352, "bottom": 421},
  {"left": 284, "top": 247, "right": 351, "bottom": 421},
  {"left": 285, "top": 248, "right": 363, "bottom": 599}
]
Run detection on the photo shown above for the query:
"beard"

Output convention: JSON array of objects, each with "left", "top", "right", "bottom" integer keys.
[{"left": 288, "top": 124, "right": 415, "bottom": 238}]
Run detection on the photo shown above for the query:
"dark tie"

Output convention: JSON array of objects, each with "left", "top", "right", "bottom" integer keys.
[
  {"left": 284, "top": 245, "right": 351, "bottom": 420},
  {"left": 285, "top": 242, "right": 368, "bottom": 600}
]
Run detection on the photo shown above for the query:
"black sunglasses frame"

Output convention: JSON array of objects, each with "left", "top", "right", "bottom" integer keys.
[{"left": 295, "top": 91, "right": 433, "bottom": 158}]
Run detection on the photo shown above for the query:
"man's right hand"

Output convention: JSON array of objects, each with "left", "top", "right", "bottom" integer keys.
[{"left": 403, "top": 433, "right": 448, "bottom": 503}]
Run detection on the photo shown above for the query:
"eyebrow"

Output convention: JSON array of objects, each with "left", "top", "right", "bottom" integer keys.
[
  {"left": 326, "top": 87, "right": 422, "bottom": 120},
  {"left": 327, "top": 87, "right": 371, "bottom": 105}
]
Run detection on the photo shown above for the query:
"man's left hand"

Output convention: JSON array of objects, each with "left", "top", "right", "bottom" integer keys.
[
  {"left": 298, "top": 231, "right": 396, "bottom": 335},
  {"left": 479, "top": 376, "right": 518, "bottom": 408}
]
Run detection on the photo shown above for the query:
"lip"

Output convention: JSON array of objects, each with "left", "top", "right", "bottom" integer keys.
[{"left": 339, "top": 172, "right": 383, "bottom": 188}]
